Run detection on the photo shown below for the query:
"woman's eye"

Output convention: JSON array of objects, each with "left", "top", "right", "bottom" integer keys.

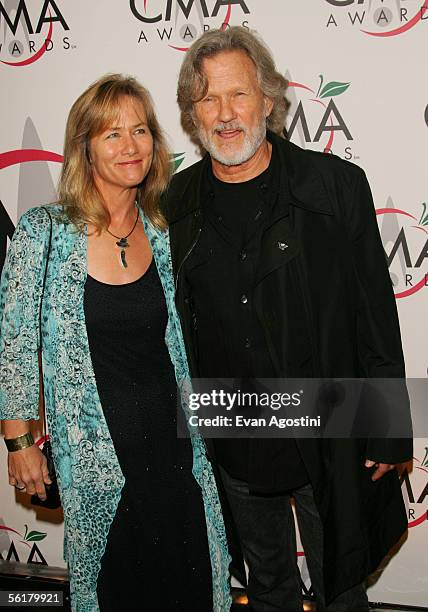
[
  {"left": 106, "top": 132, "right": 119, "bottom": 139},
  {"left": 135, "top": 128, "right": 146, "bottom": 134}
]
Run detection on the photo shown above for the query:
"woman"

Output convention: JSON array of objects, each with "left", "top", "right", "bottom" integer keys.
[{"left": 0, "top": 74, "right": 231, "bottom": 612}]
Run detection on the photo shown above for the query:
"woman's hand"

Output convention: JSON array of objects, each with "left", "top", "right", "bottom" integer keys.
[{"left": 8, "top": 445, "right": 52, "bottom": 500}]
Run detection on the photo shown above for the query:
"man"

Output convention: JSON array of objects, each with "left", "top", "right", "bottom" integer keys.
[{"left": 165, "top": 27, "right": 412, "bottom": 611}]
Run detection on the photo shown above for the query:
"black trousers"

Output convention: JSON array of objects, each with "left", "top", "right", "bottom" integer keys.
[{"left": 220, "top": 466, "right": 369, "bottom": 612}]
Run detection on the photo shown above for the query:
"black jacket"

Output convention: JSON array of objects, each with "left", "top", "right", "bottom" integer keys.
[{"left": 164, "top": 131, "right": 412, "bottom": 601}]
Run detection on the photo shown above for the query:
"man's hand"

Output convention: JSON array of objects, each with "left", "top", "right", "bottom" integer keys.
[
  {"left": 8, "top": 445, "right": 52, "bottom": 500},
  {"left": 365, "top": 459, "right": 396, "bottom": 481}
]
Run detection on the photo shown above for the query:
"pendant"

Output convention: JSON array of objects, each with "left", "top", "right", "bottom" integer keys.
[
  {"left": 120, "top": 249, "right": 128, "bottom": 269},
  {"left": 116, "top": 237, "right": 129, "bottom": 269},
  {"left": 116, "top": 237, "right": 129, "bottom": 249}
]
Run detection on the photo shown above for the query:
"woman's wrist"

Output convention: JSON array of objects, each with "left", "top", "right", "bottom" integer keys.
[
  {"left": 3, "top": 418, "right": 34, "bottom": 452},
  {"left": 3, "top": 418, "right": 31, "bottom": 439},
  {"left": 4, "top": 432, "right": 35, "bottom": 452}
]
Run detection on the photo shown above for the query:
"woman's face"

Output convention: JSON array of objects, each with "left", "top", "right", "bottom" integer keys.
[{"left": 89, "top": 96, "right": 154, "bottom": 194}]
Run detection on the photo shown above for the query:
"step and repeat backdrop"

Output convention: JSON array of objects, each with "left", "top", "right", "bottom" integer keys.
[{"left": 0, "top": 0, "right": 427, "bottom": 606}]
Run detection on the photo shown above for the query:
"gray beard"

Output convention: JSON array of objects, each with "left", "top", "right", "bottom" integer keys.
[{"left": 197, "top": 120, "right": 267, "bottom": 167}]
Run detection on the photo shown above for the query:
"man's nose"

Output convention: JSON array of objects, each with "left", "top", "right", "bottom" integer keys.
[{"left": 218, "top": 97, "right": 236, "bottom": 124}]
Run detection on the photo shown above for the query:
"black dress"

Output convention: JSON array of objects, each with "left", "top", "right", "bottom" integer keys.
[{"left": 83, "top": 259, "right": 213, "bottom": 612}]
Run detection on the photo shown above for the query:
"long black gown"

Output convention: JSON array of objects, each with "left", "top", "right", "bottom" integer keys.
[{"left": 83, "top": 259, "right": 213, "bottom": 611}]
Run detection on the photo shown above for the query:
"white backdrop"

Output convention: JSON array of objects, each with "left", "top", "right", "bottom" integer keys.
[{"left": 0, "top": 0, "right": 427, "bottom": 606}]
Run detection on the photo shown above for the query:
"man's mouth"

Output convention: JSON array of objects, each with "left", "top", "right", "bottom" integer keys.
[{"left": 215, "top": 129, "right": 242, "bottom": 140}]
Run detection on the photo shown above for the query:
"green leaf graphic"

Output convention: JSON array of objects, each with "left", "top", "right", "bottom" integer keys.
[
  {"left": 422, "top": 447, "right": 428, "bottom": 467},
  {"left": 25, "top": 530, "right": 47, "bottom": 542},
  {"left": 319, "top": 81, "right": 350, "bottom": 99},
  {"left": 418, "top": 202, "right": 428, "bottom": 227},
  {"left": 170, "top": 152, "right": 185, "bottom": 173}
]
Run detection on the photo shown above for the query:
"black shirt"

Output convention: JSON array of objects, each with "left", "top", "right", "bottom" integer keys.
[
  {"left": 189, "top": 160, "right": 274, "bottom": 379},
  {"left": 185, "top": 147, "right": 309, "bottom": 494}
]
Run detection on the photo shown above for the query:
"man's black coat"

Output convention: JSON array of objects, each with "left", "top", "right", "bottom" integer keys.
[{"left": 164, "top": 131, "right": 412, "bottom": 602}]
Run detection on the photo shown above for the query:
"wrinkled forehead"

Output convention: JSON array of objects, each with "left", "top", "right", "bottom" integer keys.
[
  {"left": 195, "top": 49, "right": 260, "bottom": 99},
  {"left": 201, "top": 49, "right": 257, "bottom": 74}
]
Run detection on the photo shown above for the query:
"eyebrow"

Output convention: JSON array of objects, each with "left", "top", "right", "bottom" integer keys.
[{"left": 108, "top": 123, "right": 147, "bottom": 130}]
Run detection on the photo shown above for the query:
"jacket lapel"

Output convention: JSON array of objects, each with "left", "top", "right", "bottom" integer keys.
[
  {"left": 275, "top": 133, "right": 333, "bottom": 216},
  {"left": 255, "top": 133, "right": 334, "bottom": 284},
  {"left": 256, "top": 212, "right": 300, "bottom": 284}
]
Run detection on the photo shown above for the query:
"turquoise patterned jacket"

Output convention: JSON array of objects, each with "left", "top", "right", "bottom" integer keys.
[{"left": 0, "top": 205, "right": 231, "bottom": 612}]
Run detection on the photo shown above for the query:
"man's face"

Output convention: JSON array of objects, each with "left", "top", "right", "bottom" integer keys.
[{"left": 193, "top": 50, "right": 273, "bottom": 167}]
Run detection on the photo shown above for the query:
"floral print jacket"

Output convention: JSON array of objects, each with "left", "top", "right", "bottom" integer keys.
[{"left": 0, "top": 205, "right": 231, "bottom": 612}]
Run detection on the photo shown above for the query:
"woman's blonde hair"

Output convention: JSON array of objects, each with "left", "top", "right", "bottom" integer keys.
[
  {"left": 177, "top": 27, "right": 289, "bottom": 140},
  {"left": 58, "top": 74, "right": 171, "bottom": 231}
]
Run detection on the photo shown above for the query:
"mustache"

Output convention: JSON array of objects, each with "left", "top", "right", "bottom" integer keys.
[{"left": 213, "top": 122, "right": 246, "bottom": 134}]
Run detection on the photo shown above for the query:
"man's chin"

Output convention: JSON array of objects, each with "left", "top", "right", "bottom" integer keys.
[
  {"left": 211, "top": 148, "right": 253, "bottom": 167},
  {"left": 206, "top": 130, "right": 266, "bottom": 167},
  {"left": 198, "top": 131, "right": 262, "bottom": 166},
  {"left": 207, "top": 140, "right": 246, "bottom": 164},
  {"left": 212, "top": 156, "right": 246, "bottom": 167}
]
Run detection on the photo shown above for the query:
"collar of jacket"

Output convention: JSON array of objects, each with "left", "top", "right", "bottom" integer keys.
[{"left": 166, "top": 130, "right": 333, "bottom": 224}]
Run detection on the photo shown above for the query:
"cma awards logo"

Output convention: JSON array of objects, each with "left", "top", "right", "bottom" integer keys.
[
  {"left": 0, "top": 523, "right": 49, "bottom": 564},
  {"left": 400, "top": 449, "right": 428, "bottom": 528},
  {"left": 377, "top": 202, "right": 428, "bottom": 298},
  {"left": 285, "top": 74, "right": 356, "bottom": 160},
  {"left": 0, "top": 0, "right": 72, "bottom": 67},
  {"left": 324, "top": 0, "right": 428, "bottom": 36},
  {"left": 131, "top": 0, "right": 251, "bottom": 50}
]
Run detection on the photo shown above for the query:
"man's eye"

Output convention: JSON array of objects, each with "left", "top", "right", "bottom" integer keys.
[{"left": 203, "top": 97, "right": 214, "bottom": 103}]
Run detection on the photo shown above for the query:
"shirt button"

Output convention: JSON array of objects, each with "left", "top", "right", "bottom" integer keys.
[
  {"left": 240, "top": 250, "right": 247, "bottom": 261},
  {"left": 240, "top": 294, "right": 248, "bottom": 304},
  {"left": 244, "top": 338, "right": 251, "bottom": 349},
  {"left": 260, "top": 182, "right": 267, "bottom": 191},
  {"left": 217, "top": 215, "right": 223, "bottom": 222}
]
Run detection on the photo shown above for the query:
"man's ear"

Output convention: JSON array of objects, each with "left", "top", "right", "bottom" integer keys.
[{"left": 264, "top": 97, "right": 274, "bottom": 118}]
